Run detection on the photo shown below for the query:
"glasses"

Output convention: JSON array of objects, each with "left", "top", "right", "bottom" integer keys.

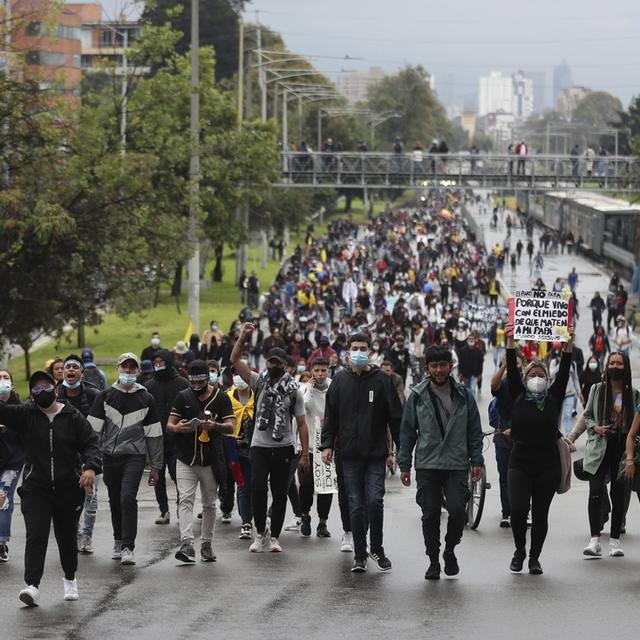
[{"left": 32, "top": 384, "right": 54, "bottom": 395}]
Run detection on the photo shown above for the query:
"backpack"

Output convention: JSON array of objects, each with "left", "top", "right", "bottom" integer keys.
[
  {"left": 488, "top": 396, "right": 501, "bottom": 429},
  {"left": 82, "top": 364, "right": 105, "bottom": 390}
]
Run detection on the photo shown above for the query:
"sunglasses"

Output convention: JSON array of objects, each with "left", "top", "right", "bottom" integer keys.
[{"left": 32, "top": 384, "right": 55, "bottom": 395}]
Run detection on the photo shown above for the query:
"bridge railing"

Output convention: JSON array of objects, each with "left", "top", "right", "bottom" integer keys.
[{"left": 278, "top": 151, "right": 638, "bottom": 190}]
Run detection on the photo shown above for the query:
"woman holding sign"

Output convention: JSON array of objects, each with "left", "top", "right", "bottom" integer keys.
[{"left": 504, "top": 321, "right": 573, "bottom": 575}]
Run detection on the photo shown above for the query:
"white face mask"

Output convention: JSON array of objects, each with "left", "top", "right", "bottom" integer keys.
[
  {"left": 526, "top": 377, "right": 547, "bottom": 394},
  {"left": 588, "top": 362, "right": 598, "bottom": 371},
  {"left": 233, "top": 375, "right": 249, "bottom": 390}
]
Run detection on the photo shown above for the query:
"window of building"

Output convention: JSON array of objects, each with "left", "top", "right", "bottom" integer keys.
[
  {"left": 25, "top": 51, "right": 67, "bottom": 66},
  {"left": 25, "top": 22, "right": 81, "bottom": 40}
]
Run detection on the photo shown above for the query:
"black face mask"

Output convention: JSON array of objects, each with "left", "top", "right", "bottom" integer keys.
[
  {"left": 190, "top": 384, "right": 208, "bottom": 395},
  {"left": 268, "top": 366, "right": 285, "bottom": 381},
  {"left": 34, "top": 390, "right": 56, "bottom": 409},
  {"left": 608, "top": 368, "right": 624, "bottom": 381}
]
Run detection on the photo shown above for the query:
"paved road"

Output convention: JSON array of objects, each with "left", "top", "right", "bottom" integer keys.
[{"left": 4, "top": 201, "right": 640, "bottom": 639}]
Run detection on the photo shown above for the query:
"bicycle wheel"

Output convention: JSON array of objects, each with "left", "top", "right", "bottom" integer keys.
[{"left": 467, "top": 467, "right": 487, "bottom": 530}]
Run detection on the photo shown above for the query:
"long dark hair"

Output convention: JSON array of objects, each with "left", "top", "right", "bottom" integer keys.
[{"left": 598, "top": 351, "right": 635, "bottom": 430}]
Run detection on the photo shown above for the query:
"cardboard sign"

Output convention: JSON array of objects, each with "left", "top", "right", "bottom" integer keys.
[
  {"left": 313, "top": 416, "right": 338, "bottom": 495},
  {"left": 508, "top": 290, "right": 573, "bottom": 342}
]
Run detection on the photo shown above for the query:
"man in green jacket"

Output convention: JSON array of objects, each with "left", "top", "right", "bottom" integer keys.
[{"left": 399, "top": 346, "right": 484, "bottom": 580}]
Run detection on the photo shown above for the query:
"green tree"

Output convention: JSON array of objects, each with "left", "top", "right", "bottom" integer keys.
[{"left": 572, "top": 91, "right": 623, "bottom": 128}]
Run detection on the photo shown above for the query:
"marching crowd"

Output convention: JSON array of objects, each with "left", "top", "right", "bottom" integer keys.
[{"left": 1, "top": 190, "right": 639, "bottom": 607}]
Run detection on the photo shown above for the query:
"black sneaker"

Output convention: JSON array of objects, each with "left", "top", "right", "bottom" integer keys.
[
  {"left": 316, "top": 522, "right": 331, "bottom": 538},
  {"left": 175, "top": 541, "right": 196, "bottom": 563},
  {"left": 0, "top": 543, "right": 8, "bottom": 562},
  {"left": 300, "top": 515, "right": 311, "bottom": 536},
  {"left": 370, "top": 548, "right": 392, "bottom": 572},
  {"left": 200, "top": 541, "right": 216, "bottom": 562},
  {"left": 499, "top": 516, "right": 511, "bottom": 529},
  {"left": 351, "top": 558, "right": 367, "bottom": 573},
  {"left": 425, "top": 561, "right": 441, "bottom": 580},
  {"left": 510, "top": 548, "right": 526, "bottom": 573},
  {"left": 443, "top": 550, "right": 459, "bottom": 576},
  {"left": 528, "top": 558, "right": 543, "bottom": 575}
]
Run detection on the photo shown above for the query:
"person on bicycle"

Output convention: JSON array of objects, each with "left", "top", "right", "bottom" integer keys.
[{"left": 399, "top": 346, "right": 484, "bottom": 581}]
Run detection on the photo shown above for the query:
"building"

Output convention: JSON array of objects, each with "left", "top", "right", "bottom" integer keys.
[
  {"left": 478, "top": 111, "right": 515, "bottom": 148},
  {"left": 459, "top": 112, "right": 476, "bottom": 141},
  {"left": 557, "top": 85, "right": 591, "bottom": 120},
  {"left": 478, "top": 71, "right": 513, "bottom": 117},
  {"left": 335, "top": 66, "right": 386, "bottom": 105},
  {"left": 512, "top": 71, "right": 534, "bottom": 119},
  {"left": 553, "top": 62, "right": 573, "bottom": 107},
  {"left": 524, "top": 70, "right": 548, "bottom": 113}
]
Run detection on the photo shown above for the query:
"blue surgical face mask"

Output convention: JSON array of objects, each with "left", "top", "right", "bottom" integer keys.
[
  {"left": 209, "top": 372, "right": 219, "bottom": 385},
  {"left": 119, "top": 373, "right": 137, "bottom": 386},
  {"left": 350, "top": 350, "right": 369, "bottom": 368},
  {"left": 0, "top": 381, "right": 11, "bottom": 395},
  {"left": 62, "top": 379, "right": 81, "bottom": 390},
  {"left": 297, "top": 365, "right": 306, "bottom": 373},
  {"left": 151, "top": 338, "right": 160, "bottom": 347}
]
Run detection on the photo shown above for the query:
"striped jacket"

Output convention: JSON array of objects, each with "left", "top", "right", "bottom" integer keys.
[{"left": 88, "top": 382, "right": 163, "bottom": 470}]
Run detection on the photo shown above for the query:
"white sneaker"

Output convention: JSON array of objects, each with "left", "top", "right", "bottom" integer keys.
[
  {"left": 268, "top": 537, "right": 282, "bottom": 553},
  {"left": 63, "top": 578, "right": 79, "bottom": 601},
  {"left": 583, "top": 537, "right": 602, "bottom": 557},
  {"left": 120, "top": 548, "right": 136, "bottom": 565},
  {"left": 19, "top": 585, "right": 40, "bottom": 607},
  {"left": 609, "top": 538, "right": 624, "bottom": 557},
  {"left": 283, "top": 518, "right": 301, "bottom": 532},
  {"left": 341, "top": 532, "right": 354, "bottom": 553},
  {"left": 112, "top": 541, "right": 122, "bottom": 560},
  {"left": 221, "top": 513, "right": 232, "bottom": 524},
  {"left": 250, "top": 532, "right": 268, "bottom": 553}
]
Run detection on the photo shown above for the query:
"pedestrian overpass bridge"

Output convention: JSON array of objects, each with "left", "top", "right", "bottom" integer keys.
[{"left": 275, "top": 152, "right": 638, "bottom": 192}]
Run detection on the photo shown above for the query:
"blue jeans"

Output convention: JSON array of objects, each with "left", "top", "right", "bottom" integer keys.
[
  {"left": 561, "top": 396, "right": 575, "bottom": 436},
  {"left": 236, "top": 456, "right": 253, "bottom": 525},
  {"left": 462, "top": 375, "right": 478, "bottom": 398},
  {"left": 0, "top": 468, "right": 20, "bottom": 542},
  {"left": 342, "top": 459, "right": 386, "bottom": 560},
  {"left": 78, "top": 474, "right": 101, "bottom": 537}
]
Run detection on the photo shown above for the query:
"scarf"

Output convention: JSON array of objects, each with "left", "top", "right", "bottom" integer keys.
[
  {"left": 228, "top": 389, "right": 255, "bottom": 438},
  {"left": 256, "top": 372, "right": 299, "bottom": 442},
  {"left": 525, "top": 390, "right": 547, "bottom": 411}
]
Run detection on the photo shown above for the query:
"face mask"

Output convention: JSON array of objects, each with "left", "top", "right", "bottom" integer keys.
[
  {"left": 0, "top": 381, "right": 12, "bottom": 395},
  {"left": 233, "top": 375, "right": 249, "bottom": 390},
  {"left": 209, "top": 372, "right": 219, "bottom": 385},
  {"left": 526, "top": 377, "right": 547, "bottom": 394},
  {"left": 62, "top": 379, "right": 81, "bottom": 389},
  {"left": 211, "top": 324, "right": 218, "bottom": 331},
  {"left": 350, "top": 351, "right": 369, "bottom": 368},
  {"left": 373, "top": 345, "right": 380, "bottom": 351},
  {"left": 154, "top": 364, "right": 166, "bottom": 372},
  {"left": 118, "top": 373, "right": 137, "bottom": 386},
  {"left": 151, "top": 338, "right": 160, "bottom": 347},
  {"left": 33, "top": 389, "right": 56, "bottom": 409},
  {"left": 297, "top": 365, "right": 306, "bottom": 374},
  {"left": 588, "top": 362, "right": 598, "bottom": 371},
  {"left": 608, "top": 368, "right": 624, "bottom": 381},
  {"left": 268, "top": 366, "right": 285, "bottom": 381}
]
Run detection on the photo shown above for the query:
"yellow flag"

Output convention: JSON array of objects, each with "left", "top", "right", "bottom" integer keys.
[{"left": 183, "top": 320, "right": 194, "bottom": 344}]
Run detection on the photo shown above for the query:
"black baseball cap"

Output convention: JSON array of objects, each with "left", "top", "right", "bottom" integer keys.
[
  {"left": 29, "top": 370, "right": 56, "bottom": 389},
  {"left": 266, "top": 348, "right": 288, "bottom": 364}
]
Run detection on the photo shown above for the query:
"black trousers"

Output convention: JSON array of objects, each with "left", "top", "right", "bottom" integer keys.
[
  {"left": 508, "top": 465, "right": 559, "bottom": 559},
  {"left": 251, "top": 446, "right": 295, "bottom": 538},
  {"left": 588, "top": 436, "right": 625, "bottom": 538},
  {"left": 334, "top": 453, "right": 351, "bottom": 532},
  {"left": 219, "top": 466, "right": 235, "bottom": 515},
  {"left": 299, "top": 453, "right": 333, "bottom": 519},
  {"left": 19, "top": 484, "right": 84, "bottom": 587},
  {"left": 495, "top": 440, "right": 512, "bottom": 517},
  {"left": 103, "top": 454, "right": 146, "bottom": 550},
  {"left": 155, "top": 447, "right": 178, "bottom": 514},
  {"left": 416, "top": 469, "right": 470, "bottom": 559}
]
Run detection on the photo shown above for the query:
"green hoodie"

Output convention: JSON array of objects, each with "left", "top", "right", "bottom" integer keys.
[{"left": 399, "top": 377, "right": 484, "bottom": 472}]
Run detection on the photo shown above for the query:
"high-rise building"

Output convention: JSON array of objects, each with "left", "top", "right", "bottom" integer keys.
[
  {"left": 335, "top": 66, "right": 386, "bottom": 105},
  {"left": 524, "top": 70, "right": 548, "bottom": 113},
  {"left": 553, "top": 61, "right": 573, "bottom": 108},
  {"left": 478, "top": 71, "right": 513, "bottom": 117},
  {"left": 512, "top": 71, "right": 534, "bottom": 119}
]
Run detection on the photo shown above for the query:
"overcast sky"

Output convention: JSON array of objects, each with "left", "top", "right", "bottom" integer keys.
[{"left": 240, "top": 0, "right": 640, "bottom": 110}]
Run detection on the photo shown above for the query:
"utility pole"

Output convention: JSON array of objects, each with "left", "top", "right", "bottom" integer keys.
[
  {"left": 2, "top": 0, "right": 11, "bottom": 187},
  {"left": 235, "top": 18, "right": 246, "bottom": 285},
  {"left": 120, "top": 28, "right": 128, "bottom": 158},
  {"left": 256, "top": 12, "right": 267, "bottom": 121},
  {"left": 187, "top": 0, "right": 200, "bottom": 335}
]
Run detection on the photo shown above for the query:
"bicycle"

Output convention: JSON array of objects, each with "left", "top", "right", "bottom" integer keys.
[{"left": 466, "top": 430, "right": 495, "bottom": 530}]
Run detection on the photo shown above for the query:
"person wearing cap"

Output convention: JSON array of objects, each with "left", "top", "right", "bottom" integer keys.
[
  {"left": 167, "top": 360, "right": 235, "bottom": 563},
  {"left": 56, "top": 355, "right": 102, "bottom": 555},
  {"left": 87, "top": 353, "right": 163, "bottom": 566},
  {"left": 172, "top": 341, "right": 194, "bottom": 378},
  {"left": 308, "top": 335, "right": 336, "bottom": 366},
  {"left": 0, "top": 370, "right": 100, "bottom": 606},
  {"left": 141, "top": 331, "right": 162, "bottom": 363},
  {"left": 80, "top": 349, "right": 108, "bottom": 390},
  {"left": 231, "top": 323, "right": 310, "bottom": 553}
]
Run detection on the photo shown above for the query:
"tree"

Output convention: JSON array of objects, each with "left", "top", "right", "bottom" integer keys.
[
  {"left": 613, "top": 95, "right": 640, "bottom": 154},
  {"left": 572, "top": 91, "right": 623, "bottom": 129},
  {"left": 366, "top": 66, "right": 450, "bottom": 151}
]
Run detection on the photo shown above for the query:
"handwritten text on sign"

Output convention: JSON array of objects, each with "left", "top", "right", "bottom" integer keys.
[{"left": 509, "top": 290, "right": 573, "bottom": 342}]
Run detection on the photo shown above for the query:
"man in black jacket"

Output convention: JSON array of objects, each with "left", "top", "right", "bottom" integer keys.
[
  {"left": 0, "top": 370, "right": 100, "bottom": 607},
  {"left": 321, "top": 333, "right": 402, "bottom": 573},
  {"left": 145, "top": 349, "right": 189, "bottom": 525}
]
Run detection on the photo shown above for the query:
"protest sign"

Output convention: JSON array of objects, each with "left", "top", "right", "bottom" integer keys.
[
  {"left": 312, "top": 416, "right": 338, "bottom": 495},
  {"left": 508, "top": 289, "right": 573, "bottom": 342}
]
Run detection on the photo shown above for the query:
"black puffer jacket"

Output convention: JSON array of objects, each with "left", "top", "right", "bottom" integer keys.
[
  {"left": 0, "top": 401, "right": 101, "bottom": 491},
  {"left": 0, "top": 392, "right": 24, "bottom": 471}
]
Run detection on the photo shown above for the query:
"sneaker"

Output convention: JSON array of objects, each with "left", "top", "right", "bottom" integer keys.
[
  {"left": 300, "top": 515, "right": 312, "bottom": 536},
  {"left": 0, "top": 542, "right": 9, "bottom": 562},
  {"left": 510, "top": 548, "right": 526, "bottom": 573},
  {"left": 239, "top": 524, "right": 253, "bottom": 540},
  {"left": 77, "top": 535, "right": 86, "bottom": 553},
  {"left": 499, "top": 516, "right": 511, "bottom": 529},
  {"left": 63, "top": 578, "right": 79, "bottom": 601},
  {"left": 351, "top": 558, "right": 367, "bottom": 573},
  {"left": 340, "top": 532, "right": 354, "bottom": 553},
  {"left": 175, "top": 541, "right": 196, "bottom": 563},
  {"left": 200, "top": 541, "right": 216, "bottom": 562},
  {"left": 221, "top": 513, "right": 232, "bottom": 524},
  {"left": 609, "top": 539, "right": 624, "bottom": 557},
  {"left": 583, "top": 537, "right": 602, "bottom": 557},
  {"left": 268, "top": 537, "right": 282, "bottom": 553},
  {"left": 443, "top": 550, "right": 459, "bottom": 576},
  {"left": 19, "top": 585, "right": 40, "bottom": 607},
  {"left": 250, "top": 532, "right": 269, "bottom": 553},
  {"left": 284, "top": 518, "right": 301, "bottom": 532},
  {"left": 83, "top": 537, "right": 94, "bottom": 554},
  {"left": 316, "top": 522, "right": 331, "bottom": 538},
  {"left": 155, "top": 512, "right": 170, "bottom": 525},
  {"left": 528, "top": 558, "right": 543, "bottom": 575},
  {"left": 369, "top": 548, "right": 392, "bottom": 572},
  {"left": 120, "top": 548, "right": 136, "bottom": 565},
  {"left": 425, "top": 561, "right": 441, "bottom": 580},
  {"left": 112, "top": 541, "right": 122, "bottom": 560}
]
